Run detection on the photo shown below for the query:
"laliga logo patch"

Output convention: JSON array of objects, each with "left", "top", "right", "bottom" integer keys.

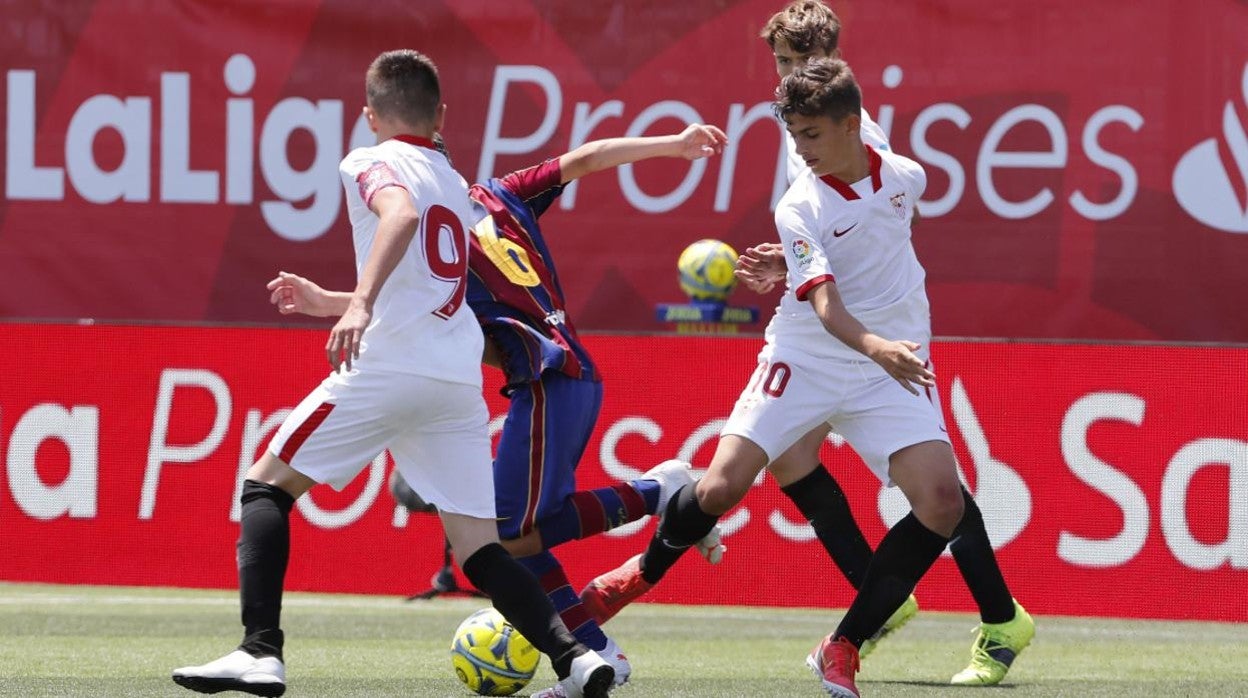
[
  {"left": 791, "top": 239, "right": 813, "bottom": 267},
  {"left": 890, "top": 192, "right": 908, "bottom": 220},
  {"left": 1173, "top": 62, "right": 1248, "bottom": 233}
]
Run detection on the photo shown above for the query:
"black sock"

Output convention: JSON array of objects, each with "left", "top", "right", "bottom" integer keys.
[
  {"left": 237, "top": 480, "right": 295, "bottom": 660},
  {"left": 640, "top": 484, "right": 719, "bottom": 584},
  {"left": 461, "top": 543, "right": 584, "bottom": 680},
  {"left": 834, "top": 513, "right": 948, "bottom": 647},
  {"left": 781, "top": 465, "right": 873, "bottom": 589},
  {"left": 950, "top": 487, "right": 1015, "bottom": 624}
]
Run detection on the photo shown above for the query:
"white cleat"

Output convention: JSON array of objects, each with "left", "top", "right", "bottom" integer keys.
[
  {"left": 641, "top": 460, "right": 727, "bottom": 565},
  {"left": 562, "top": 649, "right": 615, "bottom": 698},
  {"left": 599, "top": 636, "right": 631, "bottom": 686},
  {"left": 695, "top": 525, "right": 727, "bottom": 564},
  {"left": 643, "top": 459, "right": 696, "bottom": 513},
  {"left": 172, "top": 650, "right": 286, "bottom": 696}
]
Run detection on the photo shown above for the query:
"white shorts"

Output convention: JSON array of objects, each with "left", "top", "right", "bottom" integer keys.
[
  {"left": 721, "top": 346, "right": 949, "bottom": 485},
  {"left": 268, "top": 369, "right": 495, "bottom": 518}
]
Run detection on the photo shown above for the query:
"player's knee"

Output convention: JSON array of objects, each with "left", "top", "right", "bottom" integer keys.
[
  {"left": 918, "top": 483, "right": 965, "bottom": 536},
  {"left": 695, "top": 475, "right": 748, "bottom": 516},
  {"left": 766, "top": 454, "right": 819, "bottom": 488}
]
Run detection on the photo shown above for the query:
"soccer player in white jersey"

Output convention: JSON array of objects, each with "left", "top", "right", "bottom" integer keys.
[
  {"left": 171, "top": 50, "right": 613, "bottom": 698},
  {"left": 763, "top": 59, "right": 951, "bottom": 697},
  {"left": 586, "top": 3, "right": 1031, "bottom": 688},
  {"left": 591, "top": 58, "right": 1006, "bottom": 698},
  {"left": 735, "top": 1, "right": 1034, "bottom": 686}
]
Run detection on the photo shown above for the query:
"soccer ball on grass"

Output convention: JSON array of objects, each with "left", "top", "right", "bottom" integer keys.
[
  {"left": 450, "top": 607, "right": 539, "bottom": 696},
  {"left": 677, "top": 238, "right": 739, "bottom": 302}
]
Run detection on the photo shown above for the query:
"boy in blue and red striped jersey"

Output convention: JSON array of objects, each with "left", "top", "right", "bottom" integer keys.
[{"left": 268, "top": 122, "right": 728, "bottom": 696}]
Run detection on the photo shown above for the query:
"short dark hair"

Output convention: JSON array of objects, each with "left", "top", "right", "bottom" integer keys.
[
  {"left": 759, "top": 0, "right": 840, "bottom": 54},
  {"left": 365, "top": 49, "right": 440, "bottom": 128},
  {"left": 432, "top": 132, "right": 452, "bottom": 165},
  {"left": 774, "top": 57, "right": 861, "bottom": 123}
]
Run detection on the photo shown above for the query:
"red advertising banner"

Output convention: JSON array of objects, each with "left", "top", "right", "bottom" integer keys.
[
  {"left": 2, "top": 1, "right": 1247, "bottom": 340},
  {"left": 1, "top": 323, "right": 1244, "bottom": 622}
]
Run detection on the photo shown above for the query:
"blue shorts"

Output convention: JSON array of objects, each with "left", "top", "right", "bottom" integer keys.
[{"left": 494, "top": 372, "right": 603, "bottom": 540}]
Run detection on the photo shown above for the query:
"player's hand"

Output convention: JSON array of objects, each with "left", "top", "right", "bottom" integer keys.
[
  {"left": 677, "top": 123, "right": 728, "bottom": 160},
  {"left": 734, "top": 242, "right": 787, "bottom": 294},
  {"left": 327, "top": 302, "right": 370, "bottom": 372},
  {"left": 866, "top": 339, "right": 935, "bottom": 395},
  {"left": 267, "top": 271, "right": 333, "bottom": 317}
]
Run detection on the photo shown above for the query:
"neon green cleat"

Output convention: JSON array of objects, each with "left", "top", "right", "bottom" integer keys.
[
  {"left": 950, "top": 600, "right": 1035, "bottom": 685},
  {"left": 859, "top": 593, "right": 919, "bottom": 660}
]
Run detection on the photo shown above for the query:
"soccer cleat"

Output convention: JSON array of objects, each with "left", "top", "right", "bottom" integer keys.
[
  {"left": 950, "top": 599, "right": 1035, "bottom": 686},
  {"left": 805, "top": 634, "right": 860, "bottom": 698},
  {"left": 528, "top": 683, "right": 569, "bottom": 698},
  {"left": 694, "top": 523, "right": 727, "bottom": 565},
  {"left": 579, "top": 554, "right": 652, "bottom": 626},
  {"left": 643, "top": 459, "right": 695, "bottom": 514},
  {"left": 539, "top": 650, "right": 614, "bottom": 698},
  {"left": 172, "top": 649, "right": 286, "bottom": 696},
  {"left": 641, "top": 460, "right": 727, "bottom": 565},
  {"left": 530, "top": 626, "right": 629, "bottom": 696},
  {"left": 599, "top": 636, "right": 631, "bottom": 686},
  {"left": 859, "top": 593, "right": 919, "bottom": 659}
]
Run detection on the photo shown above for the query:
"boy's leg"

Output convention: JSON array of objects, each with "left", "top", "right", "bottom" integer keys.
[
  {"left": 492, "top": 379, "right": 609, "bottom": 645},
  {"left": 489, "top": 376, "right": 629, "bottom": 684},
  {"left": 173, "top": 453, "right": 316, "bottom": 697},
  {"left": 948, "top": 488, "right": 1035, "bottom": 685},
  {"left": 443, "top": 512, "right": 614, "bottom": 696},
  {"left": 520, "top": 551, "right": 632, "bottom": 686},
  {"left": 769, "top": 425, "right": 919, "bottom": 657},
  {"left": 647, "top": 435, "right": 769, "bottom": 574},
  {"left": 809, "top": 441, "right": 961, "bottom": 698},
  {"left": 834, "top": 440, "right": 963, "bottom": 645},
  {"left": 769, "top": 425, "right": 874, "bottom": 589},
  {"left": 506, "top": 460, "right": 719, "bottom": 560},
  {"left": 235, "top": 457, "right": 316, "bottom": 659},
  {"left": 580, "top": 435, "right": 766, "bottom": 624},
  {"left": 949, "top": 487, "right": 1015, "bottom": 622}
]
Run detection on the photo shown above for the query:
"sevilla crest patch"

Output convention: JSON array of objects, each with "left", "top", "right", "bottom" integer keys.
[{"left": 890, "top": 192, "right": 908, "bottom": 220}]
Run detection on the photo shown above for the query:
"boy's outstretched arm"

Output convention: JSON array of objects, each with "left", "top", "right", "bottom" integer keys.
[
  {"left": 557, "top": 123, "right": 727, "bottom": 183},
  {"left": 268, "top": 271, "right": 352, "bottom": 317}
]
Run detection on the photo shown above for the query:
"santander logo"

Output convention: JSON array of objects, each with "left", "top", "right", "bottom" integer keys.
[{"left": 1172, "top": 62, "right": 1248, "bottom": 233}]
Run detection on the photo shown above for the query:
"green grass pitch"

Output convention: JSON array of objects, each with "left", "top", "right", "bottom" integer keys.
[{"left": 1, "top": 582, "right": 1245, "bottom": 697}]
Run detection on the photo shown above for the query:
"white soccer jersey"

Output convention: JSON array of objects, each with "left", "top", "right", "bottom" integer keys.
[
  {"left": 337, "top": 135, "right": 483, "bottom": 385},
  {"left": 769, "top": 145, "right": 930, "bottom": 363},
  {"left": 785, "top": 108, "right": 889, "bottom": 185}
]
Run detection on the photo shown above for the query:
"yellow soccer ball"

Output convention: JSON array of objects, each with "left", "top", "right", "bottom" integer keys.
[
  {"left": 677, "top": 239, "right": 739, "bottom": 302},
  {"left": 450, "top": 607, "right": 540, "bottom": 696}
]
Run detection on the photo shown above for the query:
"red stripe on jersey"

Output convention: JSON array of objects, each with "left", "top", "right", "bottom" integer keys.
[
  {"left": 795, "top": 274, "right": 836, "bottom": 301},
  {"left": 520, "top": 381, "right": 547, "bottom": 535},
  {"left": 818, "top": 172, "right": 859, "bottom": 200},
  {"left": 278, "top": 403, "right": 335, "bottom": 465},
  {"left": 818, "top": 144, "right": 884, "bottom": 199},
  {"left": 390, "top": 134, "right": 438, "bottom": 150},
  {"left": 539, "top": 567, "right": 572, "bottom": 594},
  {"left": 571, "top": 490, "right": 607, "bottom": 537},
  {"left": 613, "top": 483, "right": 648, "bottom": 520},
  {"left": 867, "top": 144, "right": 883, "bottom": 192},
  {"left": 560, "top": 604, "right": 593, "bottom": 633}
]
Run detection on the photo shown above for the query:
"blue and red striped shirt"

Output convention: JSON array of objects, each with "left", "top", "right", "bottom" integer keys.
[{"left": 466, "top": 159, "right": 599, "bottom": 389}]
